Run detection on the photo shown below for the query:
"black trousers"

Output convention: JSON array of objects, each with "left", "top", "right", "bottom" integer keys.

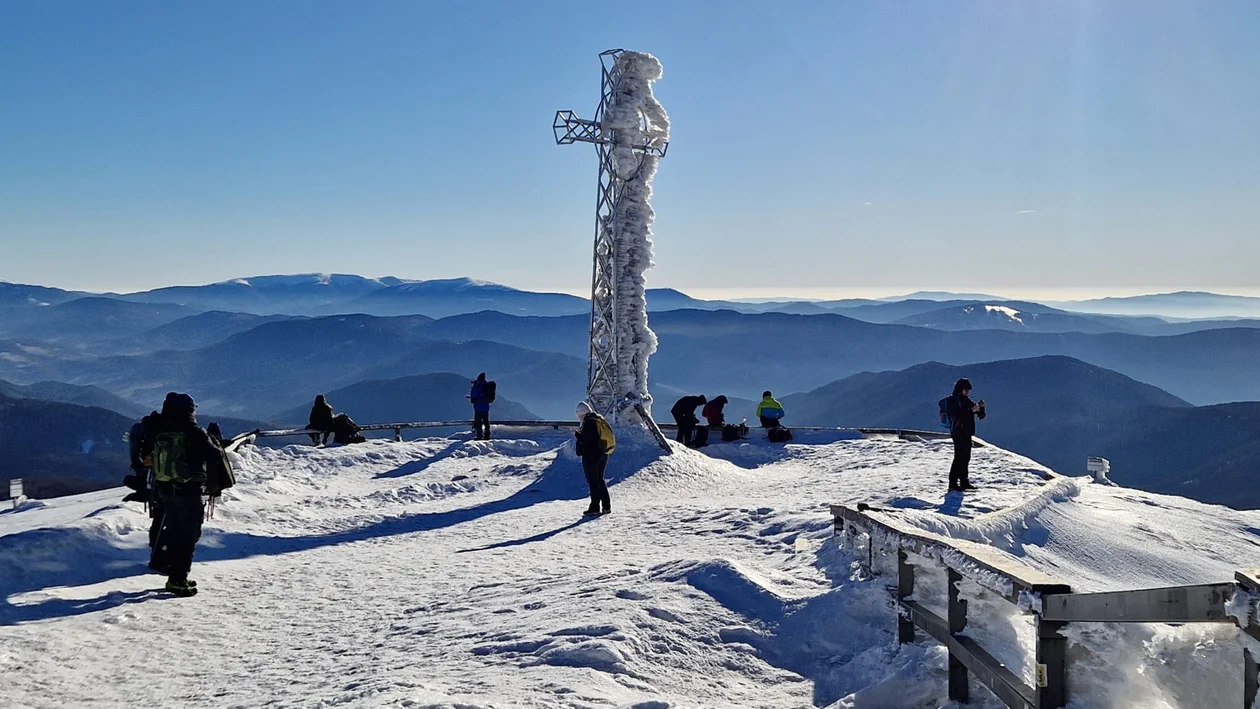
[
  {"left": 473, "top": 410, "right": 491, "bottom": 440},
  {"left": 309, "top": 430, "right": 330, "bottom": 445},
  {"left": 582, "top": 454, "right": 610, "bottom": 512},
  {"left": 157, "top": 483, "right": 205, "bottom": 583},
  {"left": 949, "top": 436, "right": 973, "bottom": 489},
  {"left": 673, "top": 414, "right": 696, "bottom": 445},
  {"left": 759, "top": 416, "right": 780, "bottom": 429}
]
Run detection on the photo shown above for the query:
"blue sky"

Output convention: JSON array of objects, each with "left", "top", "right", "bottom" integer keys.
[{"left": 1, "top": 1, "right": 1258, "bottom": 298}]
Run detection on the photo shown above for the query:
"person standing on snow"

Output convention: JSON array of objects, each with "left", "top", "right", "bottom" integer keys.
[
  {"left": 702, "top": 395, "right": 728, "bottom": 428},
  {"left": 148, "top": 393, "right": 231, "bottom": 597},
  {"left": 670, "top": 394, "right": 707, "bottom": 447},
  {"left": 468, "top": 373, "right": 495, "bottom": 440},
  {"left": 756, "top": 391, "right": 785, "bottom": 429},
  {"left": 574, "top": 401, "right": 614, "bottom": 516},
  {"left": 308, "top": 394, "right": 334, "bottom": 446},
  {"left": 945, "top": 378, "right": 986, "bottom": 492},
  {"left": 127, "top": 403, "right": 170, "bottom": 573}
]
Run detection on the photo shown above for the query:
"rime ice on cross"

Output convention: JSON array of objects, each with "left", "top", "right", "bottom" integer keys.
[{"left": 554, "top": 49, "right": 670, "bottom": 425}]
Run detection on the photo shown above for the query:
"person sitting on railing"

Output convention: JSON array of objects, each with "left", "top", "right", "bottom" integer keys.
[{"left": 308, "top": 394, "right": 334, "bottom": 446}]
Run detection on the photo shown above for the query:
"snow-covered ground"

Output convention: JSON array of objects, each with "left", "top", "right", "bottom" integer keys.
[{"left": 2, "top": 429, "right": 1257, "bottom": 708}]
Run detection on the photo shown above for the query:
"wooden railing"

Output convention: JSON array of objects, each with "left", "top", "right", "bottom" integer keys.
[{"left": 833, "top": 503, "right": 1260, "bottom": 709}]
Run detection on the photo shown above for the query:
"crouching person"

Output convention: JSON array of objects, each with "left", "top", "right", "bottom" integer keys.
[
  {"left": 575, "top": 401, "right": 615, "bottom": 516},
  {"left": 150, "top": 392, "right": 232, "bottom": 597}
]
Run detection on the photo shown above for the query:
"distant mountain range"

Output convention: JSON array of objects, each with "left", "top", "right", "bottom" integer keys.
[
  {"left": 782, "top": 356, "right": 1260, "bottom": 509},
  {"left": 3, "top": 274, "right": 1260, "bottom": 505}
]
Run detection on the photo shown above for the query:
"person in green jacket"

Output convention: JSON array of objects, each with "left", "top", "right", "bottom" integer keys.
[{"left": 756, "top": 391, "right": 785, "bottom": 429}]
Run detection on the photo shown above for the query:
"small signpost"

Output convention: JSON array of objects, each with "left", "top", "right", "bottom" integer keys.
[{"left": 9, "top": 478, "right": 23, "bottom": 509}]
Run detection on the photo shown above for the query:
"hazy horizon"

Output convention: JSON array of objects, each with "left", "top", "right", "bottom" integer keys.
[{"left": 8, "top": 272, "right": 1260, "bottom": 304}]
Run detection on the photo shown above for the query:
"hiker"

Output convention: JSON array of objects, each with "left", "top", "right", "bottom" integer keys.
[
  {"left": 124, "top": 406, "right": 168, "bottom": 572},
  {"left": 206, "top": 422, "right": 228, "bottom": 447},
  {"left": 945, "top": 378, "right": 986, "bottom": 492},
  {"left": 702, "top": 395, "right": 728, "bottom": 428},
  {"left": 468, "top": 373, "right": 496, "bottom": 440},
  {"left": 756, "top": 391, "right": 785, "bottom": 429},
  {"left": 574, "top": 401, "right": 614, "bottom": 515},
  {"left": 670, "top": 394, "right": 707, "bottom": 447},
  {"left": 308, "top": 394, "right": 334, "bottom": 446},
  {"left": 144, "top": 392, "right": 233, "bottom": 597}
]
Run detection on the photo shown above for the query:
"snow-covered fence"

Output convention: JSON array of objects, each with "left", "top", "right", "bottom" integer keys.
[{"left": 833, "top": 503, "right": 1260, "bottom": 709}]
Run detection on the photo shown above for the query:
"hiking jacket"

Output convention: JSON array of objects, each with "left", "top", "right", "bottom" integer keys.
[
  {"left": 575, "top": 413, "right": 605, "bottom": 460},
  {"left": 946, "top": 394, "right": 985, "bottom": 438},
  {"left": 309, "top": 401, "right": 334, "bottom": 431},
  {"left": 702, "top": 397, "right": 727, "bottom": 427},
  {"left": 670, "top": 395, "right": 706, "bottom": 419},
  {"left": 756, "top": 396, "right": 785, "bottom": 420},
  {"left": 469, "top": 379, "right": 491, "bottom": 413}
]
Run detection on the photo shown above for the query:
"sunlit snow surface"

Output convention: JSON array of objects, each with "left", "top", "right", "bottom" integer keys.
[{"left": 2, "top": 430, "right": 1258, "bottom": 708}]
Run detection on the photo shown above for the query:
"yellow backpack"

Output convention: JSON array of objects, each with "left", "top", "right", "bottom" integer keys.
[{"left": 594, "top": 415, "right": 616, "bottom": 455}]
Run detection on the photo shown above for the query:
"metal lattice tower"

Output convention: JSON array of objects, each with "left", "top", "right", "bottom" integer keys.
[{"left": 554, "top": 49, "right": 669, "bottom": 420}]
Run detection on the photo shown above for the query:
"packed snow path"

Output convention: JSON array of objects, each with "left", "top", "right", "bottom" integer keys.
[{"left": 2, "top": 431, "right": 1259, "bottom": 708}]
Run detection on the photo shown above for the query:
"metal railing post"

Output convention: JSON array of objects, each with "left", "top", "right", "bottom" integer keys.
[
  {"left": 394, "top": 427, "right": 402, "bottom": 442},
  {"left": 948, "top": 567, "right": 970, "bottom": 702},
  {"left": 1036, "top": 619, "right": 1068, "bottom": 708},
  {"left": 898, "top": 549, "right": 916, "bottom": 644}
]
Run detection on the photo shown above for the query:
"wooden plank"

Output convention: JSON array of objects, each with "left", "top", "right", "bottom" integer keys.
[
  {"left": 831, "top": 504, "right": 1071, "bottom": 599},
  {"left": 1040, "top": 583, "right": 1237, "bottom": 623},
  {"left": 1236, "top": 569, "right": 1260, "bottom": 593},
  {"left": 902, "top": 600, "right": 1035, "bottom": 709}
]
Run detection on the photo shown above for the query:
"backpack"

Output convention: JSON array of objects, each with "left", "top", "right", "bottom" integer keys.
[
  {"left": 152, "top": 431, "right": 194, "bottom": 484},
  {"left": 768, "top": 426, "right": 792, "bottom": 443},
  {"left": 332, "top": 414, "right": 364, "bottom": 444},
  {"left": 594, "top": 415, "right": 616, "bottom": 454},
  {"left": 938, "top": 396, "right": 952, "bottom": 430},
  {"left": 721, "top": 424, "right": 745, "bottom": 442},
  {"left": 485, "top": 381, "right": 497, "bottom": 403},
  {"left": 691, "top": 426, "right": 710, "bottom": 448},
  {"left": 206, "top": 445, "right": 237, "bottom": 498}
]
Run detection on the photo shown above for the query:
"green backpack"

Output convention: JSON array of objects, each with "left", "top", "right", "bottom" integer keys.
[{"left": 153, "top": 431, "right": 197, "bottom": 484}]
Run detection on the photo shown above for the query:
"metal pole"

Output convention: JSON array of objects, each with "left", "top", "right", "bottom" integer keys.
[{"left": 898, "top": 549, "right": 916, "bottom": 644}]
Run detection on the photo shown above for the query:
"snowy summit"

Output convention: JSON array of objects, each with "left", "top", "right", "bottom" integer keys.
[{"left": 2, "top": 429, "right": 1257, "bottom": 708}]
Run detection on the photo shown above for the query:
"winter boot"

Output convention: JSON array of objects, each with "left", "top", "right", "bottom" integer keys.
[{"left": 165, "top": 579, "right": 199, "bottom": 597}]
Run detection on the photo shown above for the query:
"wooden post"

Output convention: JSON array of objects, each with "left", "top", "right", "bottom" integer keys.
[
  {"left": 1245, "top": 648, "right": 1258, "bottom": 709},
  {"left": 948, "top": 567, "right": 969, "bottom": 702},
  {"left": 898, "top": 549, "right": 916, "bottom": 644},
  {"left": 1036, "top": 618, "right": 1068, "bottom": 708}
]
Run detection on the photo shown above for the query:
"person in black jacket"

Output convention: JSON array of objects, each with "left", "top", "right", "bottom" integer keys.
[
  {"left": 308, "top": 394, "right": 334, "bottom": 446},
  {"left": 146, "top": 393, "right": 229, "bottom": 597},
  {"left": 670, "top": 394, "right": 707, "bottom": 447},
  {"left": 945, "top": 378, "right": 986, "bottom": 492},
  {"left": 574, "top": 401, "right": 611, "bottom": 515}
]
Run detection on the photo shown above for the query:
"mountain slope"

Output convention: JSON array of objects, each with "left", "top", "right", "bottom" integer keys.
[
  {"left": 270, "top": 373, "right": 539, "bottom": 425},
  {"left": 350, "top": 278, "right": 588, "bottom": 318},
  {"left": 0, "top": 378, "right": 146, "bottom": 418},
  {"left": 0, "top": 392, "right": 133, "bottom": 499}
]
